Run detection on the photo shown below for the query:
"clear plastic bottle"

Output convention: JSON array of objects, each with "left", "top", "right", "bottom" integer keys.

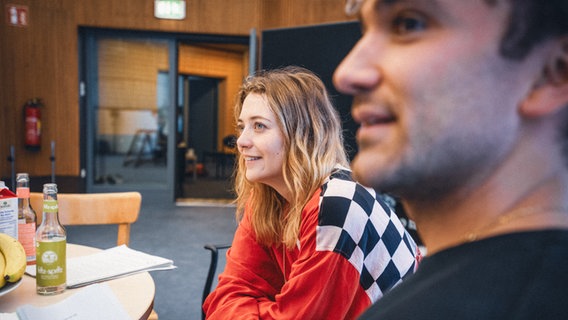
[
  {"left": 16, "top": 173, "right": 37, "bottom": 265},
  {"left": 36, "top": 183, "right": 66, "bottom": 295}
]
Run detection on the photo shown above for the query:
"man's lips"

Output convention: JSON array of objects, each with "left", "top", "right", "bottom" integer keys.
[
  {"left": 353, "top": 106, "right": 396, "bottom": 126},
  {"left": 359, "top": 115, "right": 395, "bottom": 127},
  {"left": 353, "top": 108, "right": 396, "bottom": 148}
]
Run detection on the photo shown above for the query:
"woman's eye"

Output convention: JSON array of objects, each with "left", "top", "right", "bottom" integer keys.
[
  {"left": 254, "top": 123, "right": 266, "bottom": 130},
  {"left": 391, "top": 12, "right": 427, "bottom": 35}
]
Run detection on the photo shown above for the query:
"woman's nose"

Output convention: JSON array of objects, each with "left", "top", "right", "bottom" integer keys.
[{"left": 236, "top": 130, "right": 251, "bottom": 150}]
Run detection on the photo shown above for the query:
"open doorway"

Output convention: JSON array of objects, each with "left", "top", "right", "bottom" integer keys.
[
  {"left": 175, "top": 43, "right": 249, "bottom": 202},
  {"left": 178, "top": 75, "right": 235, "bottom": 200}
]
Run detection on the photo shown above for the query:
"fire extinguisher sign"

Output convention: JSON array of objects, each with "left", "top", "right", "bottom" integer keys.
[{"left": 6, "top": 4, "right": 28, "bottom": 27}]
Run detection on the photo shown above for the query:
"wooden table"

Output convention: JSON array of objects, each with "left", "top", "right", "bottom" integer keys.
[{"left": 0, "top": 243, "right": 155, "bottom": 320}]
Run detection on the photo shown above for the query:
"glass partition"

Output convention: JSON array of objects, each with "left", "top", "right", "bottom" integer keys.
[{"left": 92, "top": 37, "right": 170, "bottom": 188}]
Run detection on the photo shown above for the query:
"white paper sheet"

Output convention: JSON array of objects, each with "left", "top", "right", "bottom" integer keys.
[
  {"left": 11, "top": 283, "right": 130, "bottom": 320},
  {"left": 27, "top": 245, "right": 176, "bottom": 288}
]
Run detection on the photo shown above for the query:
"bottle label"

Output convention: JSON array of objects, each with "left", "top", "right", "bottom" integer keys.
[
  {"left": 18, "top": 222, "right": 36, "bottom": 265},
  {"left": 16, "top": 187, "right": 30, "bottom": 199},
  {"left": 43, "top": 199, "right": 58, "bottom": 213},
  {"left": 36, "top": 239, "right": 66, "bottom": 287},
  {"left": 0, "top": 195, "right": 18, "bottom": 239}
]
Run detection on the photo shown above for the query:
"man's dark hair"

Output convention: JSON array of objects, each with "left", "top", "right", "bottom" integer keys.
[{"left": 495, "top": 0, "right": 568, "bottom": 59}]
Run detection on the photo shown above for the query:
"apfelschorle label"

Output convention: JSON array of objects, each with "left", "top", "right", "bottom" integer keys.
[{"left": 43, "top": 199, "right": 58, "bottom": 213}]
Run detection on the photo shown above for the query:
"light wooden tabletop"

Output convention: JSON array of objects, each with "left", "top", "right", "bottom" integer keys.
[{"left": 0, "top": 243, "right": 155, "bottom": 320}]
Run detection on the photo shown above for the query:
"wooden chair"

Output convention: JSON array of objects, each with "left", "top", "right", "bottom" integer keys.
[{"left": 29, "top": 191, "right": 142, "bottom": 246}]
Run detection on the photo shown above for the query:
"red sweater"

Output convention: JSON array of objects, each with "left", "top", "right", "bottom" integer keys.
[{"left": 203, "top": 169, "right": 419, "bottom": 319}]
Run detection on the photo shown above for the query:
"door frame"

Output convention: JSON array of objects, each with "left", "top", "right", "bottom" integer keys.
[{"left": 79, "top": 27, "right": 251, "bottom": 201}]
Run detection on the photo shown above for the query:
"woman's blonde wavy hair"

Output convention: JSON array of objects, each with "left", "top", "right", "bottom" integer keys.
[{"left": 233, "top": 66, "right": 349, "bottom": 249}]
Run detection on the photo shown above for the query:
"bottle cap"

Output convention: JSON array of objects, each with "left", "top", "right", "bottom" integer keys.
[{"left": 43, "top": 183, "right": 58, "bottom": 193}]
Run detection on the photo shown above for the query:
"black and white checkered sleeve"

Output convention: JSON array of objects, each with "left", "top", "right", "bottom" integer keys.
[{"left": 316, "top": 170, "right": 418, "bottom": 302}]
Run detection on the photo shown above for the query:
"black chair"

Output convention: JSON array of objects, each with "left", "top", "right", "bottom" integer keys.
[
  {"left": 202, "top": 135, "right": 237, "bottom": 179},
  {"left": 202, "top": 244, "right": 231, "bottom": 320}
]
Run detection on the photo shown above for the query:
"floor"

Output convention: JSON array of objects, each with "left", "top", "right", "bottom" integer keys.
[
  {"left": 66, "top": 188, "right": 236, "bottom": 320},
  {"left": 94, "top": 154, "right": 236, "bottom": 200}
]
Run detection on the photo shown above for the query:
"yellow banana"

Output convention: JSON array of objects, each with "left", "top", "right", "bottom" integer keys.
[
  {"left": 0, "top": 233, "right": 26, "bottom": 283},
  {"left": 0, "top": 252, "right": 6, "bottom": 288}
]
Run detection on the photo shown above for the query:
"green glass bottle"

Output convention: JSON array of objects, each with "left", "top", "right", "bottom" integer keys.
[{"left": 36, "top": 183, "right": 66, "bottom": 295}]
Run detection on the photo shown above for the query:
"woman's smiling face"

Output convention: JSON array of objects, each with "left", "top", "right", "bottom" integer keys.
[{"left": 236, "top": 93, "right": 288, "bottom": 196}]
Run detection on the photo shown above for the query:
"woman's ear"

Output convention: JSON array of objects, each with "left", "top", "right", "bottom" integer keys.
[{"left": 521, "top": 37, "right": 568, "bottom": 117}]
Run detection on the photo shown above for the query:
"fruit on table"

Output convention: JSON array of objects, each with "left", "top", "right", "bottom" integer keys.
[
  {"left": 0, "top": 233, "right": 26, "bottom": 287},
  {"left": 0, "top": 253, "right": 6, "bottom": 288}
]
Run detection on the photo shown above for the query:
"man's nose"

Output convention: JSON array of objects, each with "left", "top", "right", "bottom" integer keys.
[{"left": 333, "top": 35, "right": 382, "bottom": 95}]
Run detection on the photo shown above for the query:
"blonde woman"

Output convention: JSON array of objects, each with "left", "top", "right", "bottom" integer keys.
[{"left": 203, "top": 66, "right": 420, "bottom": 319}]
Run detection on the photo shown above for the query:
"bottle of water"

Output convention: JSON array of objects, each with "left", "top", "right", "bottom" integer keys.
[
  {"left": 16, "top": 173, "right": 37, "bottom": 265},
  {"left": 36, "top": 183, "right": 66, "bottom": 295}
]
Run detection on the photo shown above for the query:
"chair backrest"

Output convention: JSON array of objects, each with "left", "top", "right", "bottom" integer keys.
[
  {"left": 202, "top": 243, "right": 231, "bottom": 320},
  {"left": 29, "top": 192, "right": 142, "bottom": 246},
  {"left": 222, "top": 134, "right": 237, "bottom": 153}
]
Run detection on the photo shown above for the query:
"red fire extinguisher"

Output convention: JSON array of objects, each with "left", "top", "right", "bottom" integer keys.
[{"left": 24, "top": 98, "right": 42, "bottom": 151}]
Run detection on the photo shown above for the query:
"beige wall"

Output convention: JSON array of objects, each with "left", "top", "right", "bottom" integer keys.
[{"left": 0, "top": 0, "right": 352, "bottom": 178}]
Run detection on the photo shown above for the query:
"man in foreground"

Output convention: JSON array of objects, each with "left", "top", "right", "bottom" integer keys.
[{"left": 333, "top": 0, "right": 568, "bottom": 318}]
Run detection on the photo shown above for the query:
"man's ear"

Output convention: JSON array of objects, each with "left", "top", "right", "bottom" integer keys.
[{"left": 521, "top": 37, "right": 568, "bottom": 117}]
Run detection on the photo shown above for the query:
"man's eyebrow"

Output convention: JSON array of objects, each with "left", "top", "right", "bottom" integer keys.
[
  {"left": 376, "top": 0, "right": 402, "bottom": 8},
  {"left": 346, "top": 0, "right": 401, "bottom": 17},
  {"left": 374, "top": 0, "right": 442, "bottom": 10},
  {"left": 351, "top": 0, "right": 401, "bottom": 22},
  {"left": 366, "top": 0, "right": 443, "bottom": 19},
  {"left": 347, "top": 0, "right": 401, "bottom": 17}
]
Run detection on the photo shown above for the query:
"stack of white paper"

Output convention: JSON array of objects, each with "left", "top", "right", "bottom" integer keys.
[{"left": 27, "top": 245, "right": 176, "bottom": 288}]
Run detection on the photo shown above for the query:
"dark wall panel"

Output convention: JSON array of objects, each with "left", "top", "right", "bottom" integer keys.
[{"left": 261, "top": 21, "right": 361, "bottom": 160}]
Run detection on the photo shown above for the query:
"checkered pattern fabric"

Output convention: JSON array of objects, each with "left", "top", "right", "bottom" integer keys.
[{"left": 316, "top": 169, "right": 418, "bottom": 302}]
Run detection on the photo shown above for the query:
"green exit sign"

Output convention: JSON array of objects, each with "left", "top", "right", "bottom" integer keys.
[{"left": 154, "top": 0, "right": 186, "bottom": 20}]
